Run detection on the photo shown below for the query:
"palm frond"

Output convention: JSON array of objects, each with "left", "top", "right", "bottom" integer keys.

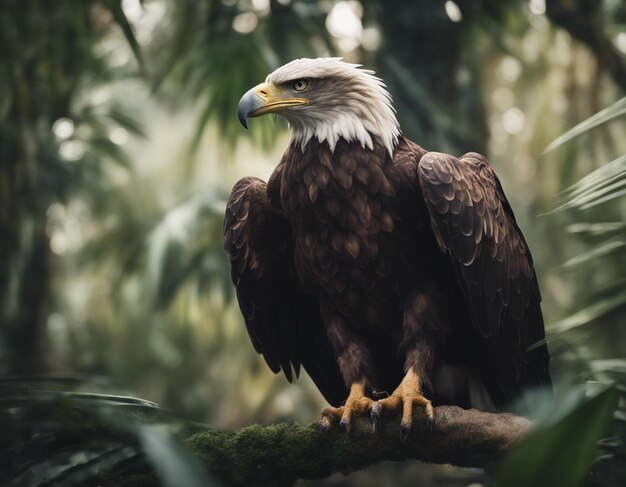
[
  {"left": 548, "top": 155, "right": 626, "bottom": 212},
  {"left": 109, "top": 0, "right": 146, "bottom": 74},
  {"left": 562, "top": 155, "right": 626, "bottom": 198},
  {"left": 561, "top": 240, "right": 626, "bottom": 268},
  {"left": 0, "top": 380, "right": 217, "bottom": 487},
  {"left": 145, "top": 190, "right": 231, "bottom": 308},
  {"left": 549, "top": 289, "right": 626, "bottom": 334},
  {"left": 566, "top": 222, "right": 626, "bottom": 236},
  {"left": 592, "top": 359, "right": 626, "bottom": 374},
  {"left": 544, "top": 96, "right": 626, "bottom": 153}
]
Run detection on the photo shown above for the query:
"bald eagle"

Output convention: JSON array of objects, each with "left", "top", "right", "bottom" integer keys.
[{"left": 226, "top": 58, "right": 550, "bottom": 434}]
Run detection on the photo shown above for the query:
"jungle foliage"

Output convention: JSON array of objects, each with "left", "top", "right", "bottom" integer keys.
[{"left": 0, "top": 0, "right": 625, "bottom": 485}]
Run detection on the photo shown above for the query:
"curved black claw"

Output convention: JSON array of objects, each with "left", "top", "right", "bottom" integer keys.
[
  {"left": 400, "top": 421, "right": 413, "bottom": 443},
  {"left": 422, "top": 413, "right": 435, "bottom": 436},
  {"left": 319, "top": 413, "right": 335, "bottom": 435},
  {"left": 319, "top": 420, "right": 331, "bottom": 435},
  {"left": 371, "top": 390, "right": 389, "bottom": 400},
  {"left": 339, "top": 418, "right": 352, "bottom": 436},
  {"left": 370, "top": 403, "right": 381, "bottom": 433}
]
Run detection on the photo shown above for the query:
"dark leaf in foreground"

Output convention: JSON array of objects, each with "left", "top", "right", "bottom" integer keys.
[{"left": 497, "top": 385, "right": 618, "bottom": 487}]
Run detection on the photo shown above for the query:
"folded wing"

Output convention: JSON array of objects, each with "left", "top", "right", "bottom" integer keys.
[
  {"left": 417, "top": 152, "right": 551, "bottom": 405},
  {"left": 224, "top": 177, "right": 347, "bottom": 406}
]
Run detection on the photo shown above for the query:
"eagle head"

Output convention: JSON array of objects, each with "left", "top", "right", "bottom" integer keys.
[{"left": 237, "top": 57, "right": 400, "bottom": 155}]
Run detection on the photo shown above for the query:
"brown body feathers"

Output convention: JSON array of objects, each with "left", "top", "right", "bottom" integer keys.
[{"left": 224, "top": 136, "right": 551, "bottom": 409}]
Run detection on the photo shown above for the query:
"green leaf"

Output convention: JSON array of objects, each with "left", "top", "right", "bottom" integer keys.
[
  {"left": 561, "top": 240, "right": 626, "bottom": 268},
  {"left": 544, "top": 96, "right": 626, "bottom": 152},
  {"left": 549, "top": 289, "right": 626, "bottom": 333},
  {"left": 579, "top": 186, "right": 626, "bottom": 210},
  {"left": 548, "top": 155, "right": 626, "bottom": 212},
  {"left": 591, "top": 359, "right": 626, "bottom": 374},
  {"left": 497, "top": 385, "right": 618, "bottom": 487},
  {"left": 109, "top": 0, "right": 145, "bottom": 74},
  {"left": 88, "top": 136, "right": 131, "bottom": 167},
  {"left": 138, "top": 424, "right": 217, "bottom": 487},
  {"left": 566, "top": 222, "right": 626, "bottom": 236},
  {"left": 562, "top": 155, "right": 626, "bottom": 199},
  {"left": 568, "top": 179, "right": 626, "bottom": 210},
  {"left": 145, "top": 192, "right": 229, "bottom": 308},
  {"left": 106, "top": 106, "right": 146, "bottom": 137}
]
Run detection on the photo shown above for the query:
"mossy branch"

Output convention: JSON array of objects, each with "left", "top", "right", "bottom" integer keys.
[{"left": 185, "top": 406, "right": 531, "bottom": 487}]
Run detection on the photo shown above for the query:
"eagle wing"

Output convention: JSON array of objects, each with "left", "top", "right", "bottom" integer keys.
[
  {"left": 224, "top": 176, "right": 347, "bottom": 406},
  {"left": 417, "top": 151, "right": 551, "bottom": 405}
]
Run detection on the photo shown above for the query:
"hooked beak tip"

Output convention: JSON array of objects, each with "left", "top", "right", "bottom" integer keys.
[{"left": 237, "top": 88, "right": 263, "bottom": 130}]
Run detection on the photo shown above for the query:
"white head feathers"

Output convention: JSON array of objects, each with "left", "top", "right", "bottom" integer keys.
[{"left": 266, "top": 58, "right": 401, "bottom": 156}]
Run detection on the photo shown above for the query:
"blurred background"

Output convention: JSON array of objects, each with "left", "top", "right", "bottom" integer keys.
[{"left": 1, "top": 0, "right": 625, "bottom": 485}]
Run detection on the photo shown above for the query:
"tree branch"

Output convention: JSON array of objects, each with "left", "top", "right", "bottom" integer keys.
[{"left": 185, "top": 406, "right": 531, "bottom": 487}]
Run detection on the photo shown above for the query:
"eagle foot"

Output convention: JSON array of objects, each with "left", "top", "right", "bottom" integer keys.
[
  {"left": 377, "top": 368, "right": 434, "bottom": 440},
  {"left": 319, "top": 381, "right": 377, "bottom": 435},
  {"left": 319, "top": 372, "right": 434, "bottom": 438}
]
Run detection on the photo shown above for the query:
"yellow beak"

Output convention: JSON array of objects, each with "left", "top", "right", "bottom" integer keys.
[{"left": 237, "top": 82, "right": 308, "bottom": 128}]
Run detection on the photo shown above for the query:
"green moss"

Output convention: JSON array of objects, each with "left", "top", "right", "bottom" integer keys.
[
  {"left": 186, "top": 420, "right": 404, "bottom": 487},
  {"left": 187, "top": 428, "right": 236, "bottom": 482},
  {"left": 187, "top": 423, "right": 324, "bottom": 487}
]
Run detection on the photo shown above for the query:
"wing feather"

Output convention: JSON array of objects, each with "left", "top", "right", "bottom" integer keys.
[
  {"left": 224, "top": 177, "right": 347, "bottom": 406},
  {"left": 417, "top": 151, "right": 551, "bottom": 405}
]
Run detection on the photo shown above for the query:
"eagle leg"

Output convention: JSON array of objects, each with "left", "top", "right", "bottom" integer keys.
[
  {"left": 319, "top": 381, "right": 377, "bottom": 434},
  {"left": 376, "top": 368, "right": 434, "bottom": 441}
]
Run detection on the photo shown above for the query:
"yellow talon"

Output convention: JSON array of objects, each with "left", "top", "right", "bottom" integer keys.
[
  {"left": 319, "top": 371, "right": 433, "bottom": 438},
  {"left": 377, "top": 368, "right": 434, "bottom": 439},
  {"left": 320, "top": 381, "right": 377, "bottom": 434}
]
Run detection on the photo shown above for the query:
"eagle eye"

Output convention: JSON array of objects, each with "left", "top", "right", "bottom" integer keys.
[{"left": 293, "top": 79, "right": 309, "bottom": 92}]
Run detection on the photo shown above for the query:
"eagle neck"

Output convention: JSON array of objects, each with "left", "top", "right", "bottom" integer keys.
[
  {"left": 295, "top": 133, "right": 399, "bottom": 161},
  {"left": 285, "top": 102, "right": 400, "bottom": 157},
  {"left": 290, "top": 137, "right": 393, "bottom": 166}
]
